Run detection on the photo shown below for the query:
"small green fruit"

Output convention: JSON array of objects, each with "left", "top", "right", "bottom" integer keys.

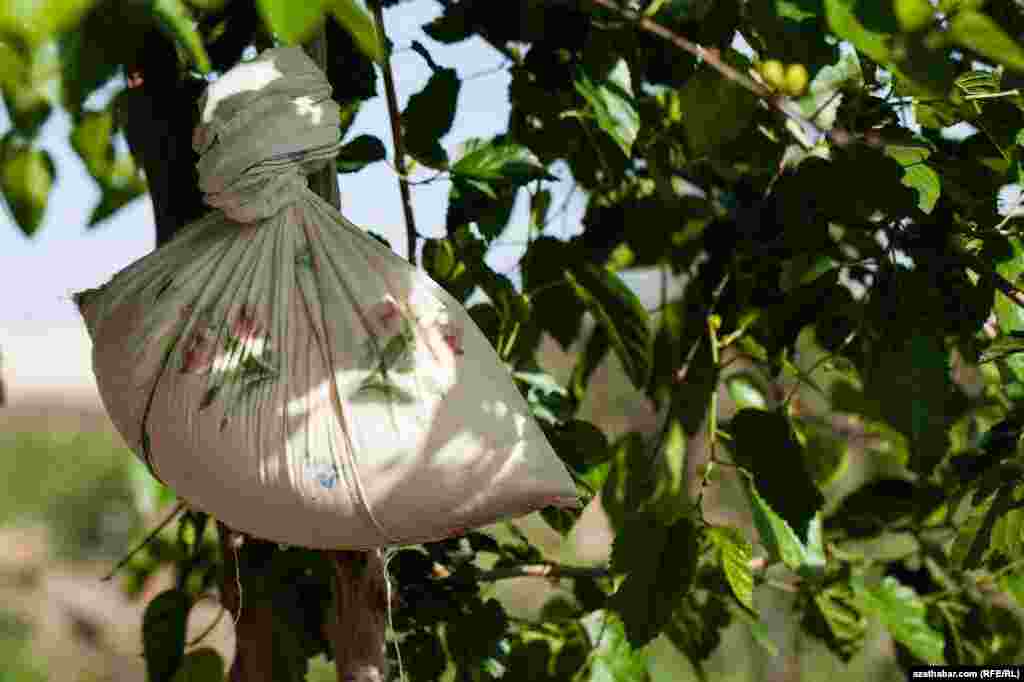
[
  {"left": 783, "top": 63, "right": 809, "bottom": 97},
  {"left": 758, "top": 59, "right": 786, "bottom": 91},
  {"left": 895, "top": 0, "right": 934, "bottom": 31}
]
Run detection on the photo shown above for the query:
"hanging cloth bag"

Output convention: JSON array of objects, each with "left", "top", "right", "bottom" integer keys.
[{"left": 75, "top": 46, "right": 579, "bottom": 550}]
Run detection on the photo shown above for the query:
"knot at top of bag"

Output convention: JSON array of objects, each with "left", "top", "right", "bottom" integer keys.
[{"left": 193, "top": 47, "right": 342, "bottom": 223}]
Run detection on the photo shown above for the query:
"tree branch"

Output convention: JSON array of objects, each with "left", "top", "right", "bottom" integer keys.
[
  {"left": 371, "top": 0, "right": 420, "bottom": 265},
  {"left": 583, "top": 0, "right": 834, "bottom": 146}
]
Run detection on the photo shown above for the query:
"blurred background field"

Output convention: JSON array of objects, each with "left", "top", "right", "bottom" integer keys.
[{"left": 0, "top": 332, "right": 918, "bottom": 682}]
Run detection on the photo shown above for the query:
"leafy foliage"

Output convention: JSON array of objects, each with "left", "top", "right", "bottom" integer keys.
[{"left": 12, "top": 0, "right": 1024, "bottom": 678}]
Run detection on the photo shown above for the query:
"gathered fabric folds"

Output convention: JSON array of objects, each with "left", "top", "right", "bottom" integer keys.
[{"left": 74, "top": 47, "right": 579, "bottom": 550}]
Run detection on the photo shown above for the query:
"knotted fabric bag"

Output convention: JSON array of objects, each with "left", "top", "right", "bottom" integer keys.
[{"left": 74, "top": 47, "right": 579, "bottom": 550}]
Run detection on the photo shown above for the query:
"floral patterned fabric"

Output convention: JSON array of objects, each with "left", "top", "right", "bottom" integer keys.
[{"left": 73, "top": 47, "right": 579, "bottom": 550}]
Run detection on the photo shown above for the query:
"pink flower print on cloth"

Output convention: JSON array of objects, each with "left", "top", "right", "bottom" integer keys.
[
  {"left": 367, "top": 295, "right": 404, "bottom": 338},
  {"left": 438, "top": 315, "right": 464, "bottom": 356},
  {"left": 177, "top": 304, "right": 278, "bottom": 429},
  {"left": 353, "top": 291, "right": 465, "bottom": 405},
  {"left": 181, "top": 328, "right": 217, "bottom": 375}
]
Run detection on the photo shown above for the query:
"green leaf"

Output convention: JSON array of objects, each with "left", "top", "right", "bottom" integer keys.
[
  {"left": 331, "top": 0, "right": 383, "bottom": 64},
  {"left": 71, "top": 108, "right": 115, "bottom": 180},
  {"left": 663, "top": 590, "right": 732, "bottom": 681},
  {"left": 733, "top": 605, "right": 779, "bottom": 658},
  {"left": 1, "top": 78, "right": 51, "bottom": 138},
  {"left": 522, "top": 237, "right": 586, "bottom": 349},
  {"left": 725, "top": 373, "right": 768, "bottom": 411},
  {"left": 451, "top": 139, "right": 554, "bottom": 185},
  {"left": 531, "top": 188, "right": 552, "bottom": 232},
  {"left": 794, "top": 418, "right": 849, "bottom": 487},
  {"left": 153, "top": 0, "right": 211, "bottom": 72},
  {"left": 948, "top": 10, "right": 1024, "bottom": 73},
  {"left": 707, "top": 526, "right": 755, "bottom": 613},
  {"left": 422, "top": 1, "right": 472, "bottom": 43},
  {"left": 641, "top": 414, "right": 693, "bottom": 525},
  {"left": 802, "top": 583, "right": 868, "bottom": 662},
  {"left": 823, "top": 0, "right": 893, "bottom": 64},
  {"left": 574, "top": 59, "right": 640, "bottom": 158},
  {"left": 742, "top": 473, "right": 826, "bottom": 577},
  {"left": 580, "top": 611, "right": 651, "bottom": 682},
  {"left": 569, "top": 324, "right": 611, "bottom": 408},
  {"left": 895, "top": 0, "right": 934, "bottom": 30},
  {"left": 446, "top": 180, "right": 517, "bottom": 243},
  {"left": 0, "top": 139, "right": 54, "bottom": 238},
  {"left": 257, "top": 0, "right": 327, "bottom": 45},
  {"left": 58, "top": 3, "right": 143, "bottom": 115},
  {"left": 514, "top": 369, "right": 575, "bottom": 425},
  {"left": 545, "top": 419, "right": 611, "bottom": 479},
  {"left": 70, "top": 108, "right": 146, "bottom": 225},
  {"left": 565, "top": 265, "right": 651, "bottom": 390},
  {"left": 336, "top": 134, "right": 386, "bottom": 173},
  {"left": 170, "top": 648, "right": 225, "bottom": 682},
  {"left": 0, "top": 0, "right": 95, "bottom": 50},
  {"left": 952, "top": 485, "right": 1018, "bottom": 570},
  {"left": 829, "top": 478, "right": 944, "bottom": 539},
  {"left": 863, "top": 330, "right": 954, "bottom": 476},
  {"left": 730, "top": 409, "right": 825, "bottom": 546},
  {"left": 402, "top": 66, "right": 460, "bottom": 168},
  {"left": 886, "top": 144, "right": 940, "bottom": 214},
  {"left": 1000, "top": 571, "right": 1024, "bottom": 609},
  {"left": 143, "top": 589, "right": 192, "bottom": 682},
  {"left": 609, "top": 514, "right": 700, "bottom": 647},
  {"left": 601, "top": 432, "right": 650, "bottom": 531},
  {"left": 851, "top": 574, "right": 946, "bottom": 665},
  {"left": 993, "top": 241, "right": 1024, "bottom": 384},
  {"left": 676, "top": 63, "right": 759, "bottom": 159}
]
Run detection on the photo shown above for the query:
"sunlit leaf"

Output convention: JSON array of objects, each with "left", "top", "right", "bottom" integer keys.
[
  {"left": 575, "top": 59, "right": 640, "bottom": 158},
  {"left": 0, "top": 0, "right": 95, "bottom": 50},
  {"left": 641, "top": 414, "right": 692, "bottom": 524},
  {"left": 948, "top": 10, "right": 1024, "bottom": 72},
  {"left": 851, "top": 574, "right": 945, "bottom": 665},
  {"left": 257, "top": 0, "right": 328, "bottom": 45},
  {"left": 580, "top": 611, "right": 651, "bottom": 682},
  {"left": 742, "top": 472, "right": 826, "bottom": 577},
  {"left": 153, "top": 0, "right": 210, "bottom": 72},
  {"left": 451, "top": 139, "right": 553, "bottom": 185},
  {"left": 726, "top": 373, "right": 767, "bottom": 410},
  {"left": 886, "top": 145, "right": 940, "bottom": 214},
  {"left": 0, "top": 138, "right": 54, "bottom": 237},
  {"left": 730, "top": 409, "right": 825, "bottom": 547},
  {"left": 708, "top": 526, "right": 755, "bottom": 613},
  {"left": 331, "top": 0, "right": 383, "bottom": 64},
  {"left": 823, "top": 0, "right": 893, "bottom": 63}
]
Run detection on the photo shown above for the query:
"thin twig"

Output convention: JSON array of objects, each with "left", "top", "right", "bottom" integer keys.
[
  {"left": 443, "top": 555, "right": 773, "bottom": 584},
  {"left": 476, "top": 563, "right": 611, "bottom": 582},
  {"left": 372, "top": 0, "right": 420, "bottom": 265},
  {"left": 586, "top": 0, "right": 823, "bottom": 141},
  {"left": 101, "top": 501, "right": 186, "bottom": 581}
]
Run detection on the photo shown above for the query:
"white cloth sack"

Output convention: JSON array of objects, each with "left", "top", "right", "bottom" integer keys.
[{"left": 75, "top": 47, "right": 579, "bottom": 550}]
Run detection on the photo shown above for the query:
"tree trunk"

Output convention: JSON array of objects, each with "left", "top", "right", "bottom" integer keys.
[{"left": 301, "top": 32, "right": 388, "bottom": 682}]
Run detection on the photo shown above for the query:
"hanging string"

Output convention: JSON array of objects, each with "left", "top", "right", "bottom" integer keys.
[{"left": 383, "top": 547, "right": 406, "bottom": 682}]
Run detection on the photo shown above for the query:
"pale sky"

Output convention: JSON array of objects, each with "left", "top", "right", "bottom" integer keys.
[{"left": 0, "top": 0, "right": 674, "bottom": 404}]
